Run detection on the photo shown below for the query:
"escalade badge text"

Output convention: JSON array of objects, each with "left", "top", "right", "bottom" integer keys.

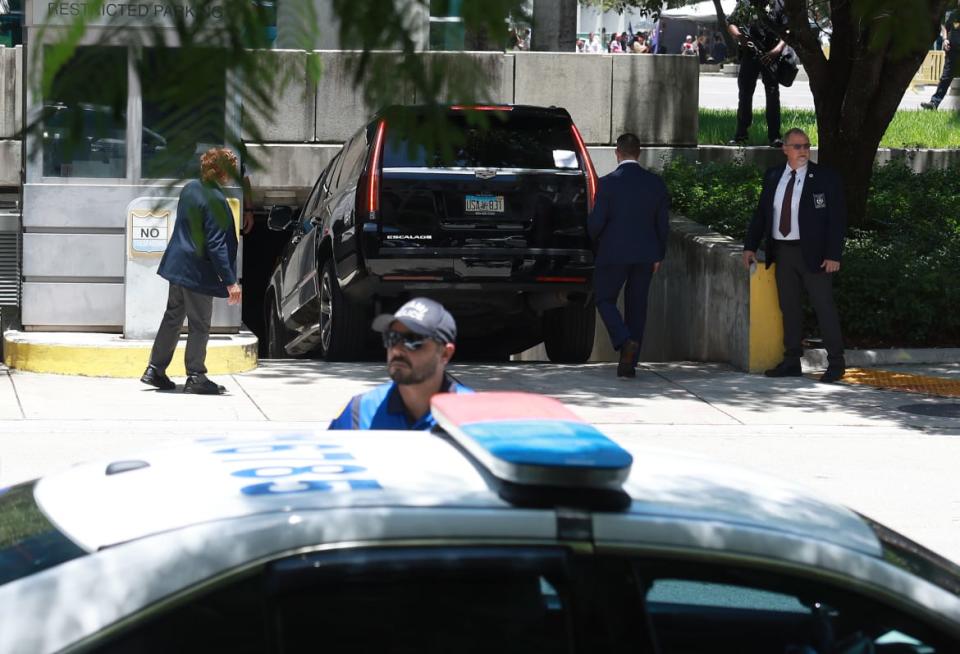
[{"left": 386, "top": 234, "right": 432, "bottom": 240}]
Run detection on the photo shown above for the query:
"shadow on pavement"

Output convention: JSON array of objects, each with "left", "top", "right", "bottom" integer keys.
[{"left": 248, "top": 359, "right": 960, "bottom": 431}]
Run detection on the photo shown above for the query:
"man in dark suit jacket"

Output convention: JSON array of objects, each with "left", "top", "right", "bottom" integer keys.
[
  {"left": 140, "top": 147, "right": 243, "bottom": 395},
  {"left": 743, "top": 128, "right": 847, "bottom": 382},
  {"left": 588, "top": 133, "right": 670, "bottom": 379}
]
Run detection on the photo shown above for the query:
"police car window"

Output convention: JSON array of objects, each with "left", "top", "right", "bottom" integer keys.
[
  {"left": 89, "top": 546, "right": 573, "bottom": 654},
  {"left": 636, "top": 568, "right": 954, "bottom": 654},
  {"left": 0, "top": 481, "right": 86, "bottom": 585},
  {"left": 269, "top": 546, "right": 572, "bottom": 653},
  {"left": 383, "top": 113, "right": 579, "bottom": 170}
]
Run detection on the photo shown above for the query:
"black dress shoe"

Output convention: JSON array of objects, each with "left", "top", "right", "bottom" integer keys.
[
  {"left": 770, "top": 138, "right": 784, "bottom": 148},
  {"left": 920, "top": 101, "right": 938, "bottom": 110},
  {"left": 727, "top": 137, "right": 747, "bottom": 146},
  {"left": 617, "top": 339, "right": 640, "bottom": 378},
  {"left": 140, "top": 366, "right": 175, "bottom": 391},
  {"left": 820, "top": 366, "right": 845, "bottom": 383},
  {"left": 764, "top": 361, "right": 802, "bottom": 377},
  {"left": 183, "top": 374, "right": 226, "bottom": 395}
]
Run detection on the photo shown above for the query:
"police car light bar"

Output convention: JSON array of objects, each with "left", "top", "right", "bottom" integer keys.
[{"left": 431, "top": 392, "right": 633, "bottom": 492}]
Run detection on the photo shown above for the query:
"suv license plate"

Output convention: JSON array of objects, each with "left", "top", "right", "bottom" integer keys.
[{"left": 465, "top": 194, "right": 505, "bottom": 215}]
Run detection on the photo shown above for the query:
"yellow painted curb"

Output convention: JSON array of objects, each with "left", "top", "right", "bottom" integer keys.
[
  {"left": 748, "top": 263, "right": 784, "bottom": 373},
  {"left": 3, "top": 333, "right": 258, "bottom": 378}
]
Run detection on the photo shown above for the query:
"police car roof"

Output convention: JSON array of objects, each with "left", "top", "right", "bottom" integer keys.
[{"left": 34, "top": 429, "right": 881, "bottom": 557}]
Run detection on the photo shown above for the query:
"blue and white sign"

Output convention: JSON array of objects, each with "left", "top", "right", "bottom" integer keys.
[{"left": 130, "top": 211, "right": 170, "bottom": 254}]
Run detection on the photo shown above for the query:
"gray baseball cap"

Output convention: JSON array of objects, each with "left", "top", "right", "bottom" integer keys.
[{"left": 371, "top": 297, "right": 457, "bottom": 344}]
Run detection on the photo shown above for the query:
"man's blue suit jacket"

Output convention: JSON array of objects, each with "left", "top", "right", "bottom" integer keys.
[
  {"left": 587, "top": 162, "right": 671, "bottom": 265},
  {"left": 157, "top": 179, "right": 238, "bottom": 298}
]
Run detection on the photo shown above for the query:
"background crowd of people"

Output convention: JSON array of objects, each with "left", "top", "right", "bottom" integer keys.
[{"left": 575, "top": 28, "right": 729, "bottom": 64}]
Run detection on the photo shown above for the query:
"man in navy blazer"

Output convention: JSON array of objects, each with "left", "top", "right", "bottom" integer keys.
[
  {"left": 140, "top": 147, "right": 243, "bottom": 395},
  {"left": 588, "top": 133, "right": 670, "bottom": 378},
  {"left": 743, "top": 128, "right": 847, "bottom": 383}
]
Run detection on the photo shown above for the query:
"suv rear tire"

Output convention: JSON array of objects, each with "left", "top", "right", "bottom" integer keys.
[
  {"left": 319, "top": 259, "right": 367, "bottom": 361},
  {"left": 542, "top": 301, "right": 596, "bottom": 363}
]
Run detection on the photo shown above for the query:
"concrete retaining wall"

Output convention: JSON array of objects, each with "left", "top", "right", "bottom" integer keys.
[
  {"left": 242, "top": 50, "right": 317, "bottom": 143},
  {"left": 611, "top": 54, "right": 699, "bottom": 146},
  {"left": 242, "top": 50, "right": 699, "bottom": 146},
  {"left": 514, "top": 53, "right": 612, "bottom": 144},
  {"left": 314, "top": 51, "right": 414, "bottom": 142},
  {"left": 641, "top": 216, "right": 749, "bottom": 367}
]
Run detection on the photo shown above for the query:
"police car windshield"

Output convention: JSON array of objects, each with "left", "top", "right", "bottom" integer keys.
[{"left": 0, "top": 481, "right": 86, "bottom": 585}]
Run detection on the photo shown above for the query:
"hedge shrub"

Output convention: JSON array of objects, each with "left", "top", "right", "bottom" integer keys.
[{"left": 662, "top": 158, "right": 960, "bottom": 347}]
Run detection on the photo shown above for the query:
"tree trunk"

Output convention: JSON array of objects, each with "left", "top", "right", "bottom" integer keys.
[
  {"left": 712, "top": 0, "right": 736, "bottom": 53},
  {"left": 780, "top": 0, "right": 950, "bottom": 227},
  {"left": 532, "top": 0, "right": 578, "bottom": 52}
]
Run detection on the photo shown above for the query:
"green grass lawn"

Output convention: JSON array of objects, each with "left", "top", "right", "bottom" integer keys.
[{"left": 698, "top": 108, "right": 960, "bottom": 148}]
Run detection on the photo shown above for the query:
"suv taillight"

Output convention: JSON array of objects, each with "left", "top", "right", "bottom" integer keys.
[
  {"left": 570, "top": 123, "right": 597, "bottom": 213},
  {"left": 365, "top": 119, "right": 387, "bottom": 221}
]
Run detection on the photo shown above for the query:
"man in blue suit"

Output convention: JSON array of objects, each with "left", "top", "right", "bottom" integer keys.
[
  {"left": 588, "top": 133, "right": 670, "bottom": 379},
  {"left": 743, "top": 128, "right": 847, "bottom": 383},
  {"left": 140, "top": 147, "right": 242, "bottom": 395}
]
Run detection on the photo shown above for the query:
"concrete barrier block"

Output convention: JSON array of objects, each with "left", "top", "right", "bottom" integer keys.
[
  {"left": 315, "top": 51, "right": 415, "bottom": 142},
  {"left": 612, "top": 55, "right": 698, "bottom": 146},
  {"left": 245, "top": 143, "right": 341, "bottom": 206},
  {"left": 877, "top": 147, "right": 960, "bottom": 172},
  {"left": 641, "top": 216, "right": 749, "bottom": 369},
  {"left": 514, "top": 53, "right": 613, "bottom": 144},
  {"left": 0, "top": 140, "right": 20, "bottom": 187},
  {"left": 0, "top": 47, "right": 21, "bottom": 139},
  {"left": 412, "top": 52, "right": 515, "bottom": 104},
  {"left": 243, "top": 50, "right": 317, "bottom": 143}
]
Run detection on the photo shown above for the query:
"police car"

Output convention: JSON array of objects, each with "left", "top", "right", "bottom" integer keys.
[{"left": 1, "top": 393, "right": 958, "bottom": 653}]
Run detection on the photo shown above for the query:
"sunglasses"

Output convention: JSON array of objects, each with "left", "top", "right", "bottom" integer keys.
[
  {"left": 382, "top": 330, "right": 433, "bottom": 351},
  {"left": 786, "top": 143, "right": 812, "bottom": 151}
]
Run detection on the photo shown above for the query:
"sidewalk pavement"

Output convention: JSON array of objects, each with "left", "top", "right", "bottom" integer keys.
[{"left": 1, "top": 360, "right": 959, "bottom": 561}]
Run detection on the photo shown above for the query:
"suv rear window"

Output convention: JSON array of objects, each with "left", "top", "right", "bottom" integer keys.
[
  {"left": 0, "top": 481, "right": 86, "bottom": 585},
  {"left": 384, "top": 113, "right": 580, "bottom": 171}
]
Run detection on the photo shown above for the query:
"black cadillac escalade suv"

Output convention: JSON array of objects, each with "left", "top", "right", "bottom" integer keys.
[{"left": 264, "top": 104, "right": 599, "bottom": 361}]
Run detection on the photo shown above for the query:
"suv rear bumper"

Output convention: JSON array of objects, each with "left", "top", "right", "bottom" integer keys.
[{"left": 340, "top": 249, "right": 594, "bottom": 304}]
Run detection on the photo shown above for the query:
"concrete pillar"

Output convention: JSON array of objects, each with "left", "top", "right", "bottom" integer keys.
[
  {"left": 0, "top": 46, "right": 21, "bottom": 140},
  {"left": 531, "top": 0, "right": 578, "bottom": 52}
]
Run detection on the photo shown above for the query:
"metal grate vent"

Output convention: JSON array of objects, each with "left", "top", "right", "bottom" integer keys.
[{"left": 0, "top": 231, "right": 20, "bottom": 306}]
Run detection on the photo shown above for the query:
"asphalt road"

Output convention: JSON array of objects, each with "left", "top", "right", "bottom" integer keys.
[
  {"left": 2, "top": 360, "right": 959, "bottom": 562},
  {"left": 698, "top": 72, "right": 932, "bottom": 110}
]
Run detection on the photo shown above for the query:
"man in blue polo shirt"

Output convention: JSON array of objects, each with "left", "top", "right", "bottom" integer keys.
[{"left": 329, "top": 298, "right": 472, "bottom": 430}]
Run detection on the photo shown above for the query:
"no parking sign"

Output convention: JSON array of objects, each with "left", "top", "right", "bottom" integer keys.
[{"left": 130, "top": 210, "right": 171, "bottom": 255}]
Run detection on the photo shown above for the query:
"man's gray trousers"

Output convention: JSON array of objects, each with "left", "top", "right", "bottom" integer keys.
[{"left": 148, "top": 283, "right": 213, "bottom": 376}]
